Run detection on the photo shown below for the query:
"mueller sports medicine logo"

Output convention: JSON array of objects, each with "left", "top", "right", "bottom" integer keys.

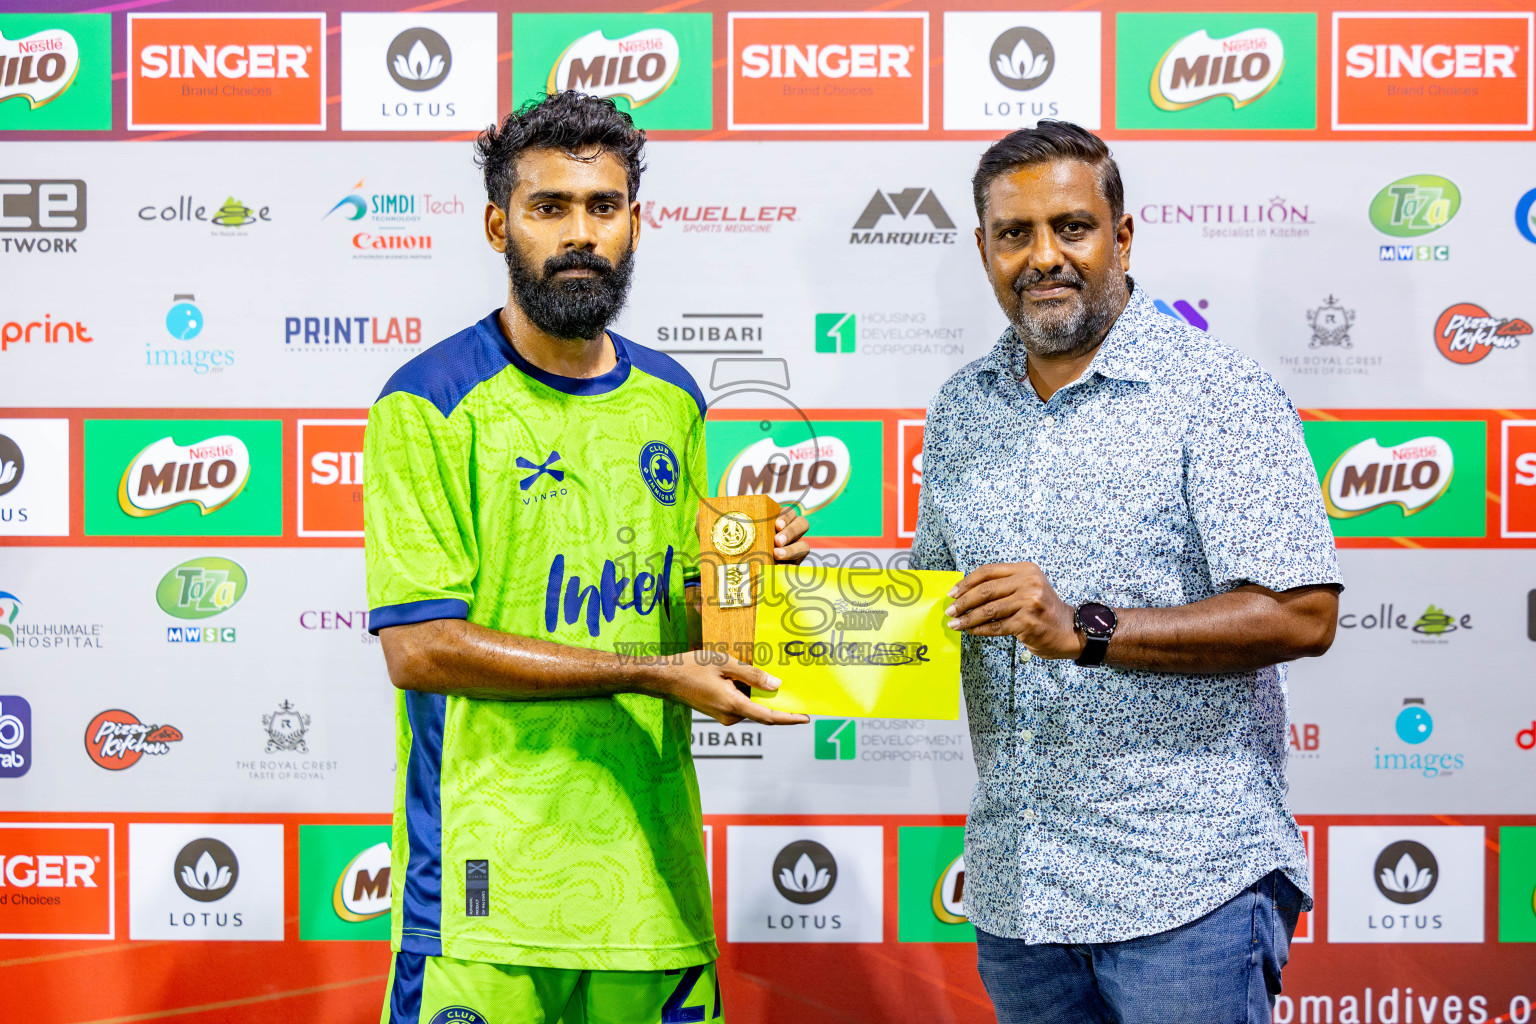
[
  {"left": 551, "top": 28, "right": 680, "bottom": 109},
  {"left": 84, "top": 709, "right": 182, "bottom": 770},
  {"left": 117, "top": 435, "right": 250, "bottom": 518},
  {"left": 0, "top": 27, "right": 78, "bottom": 110},
  {"left": 128, "top": 13, "right": 326, "bottom": 130},
  {"left": 851, "top": 188, "right": 956, "bottom": 245},
  {"left": 1323, "top": 435, "right": 1453, "bottom": 518},
  {"left": 1, "top": 180, "right": 86, "bottom": 254},
  {"left": 1334, "top": 13, "right": 1534, "bottom": 131},
  {"left": 729, "top": 12, "right": 928, "bottom": 130},
  {"left": 640, "top": 201, "right": 797, "bottom": 235},
  {"left": 1152, "top": 28, "right": 1285, "bottom": 110},
  {"left": 1433, "top": 303, "right": 1530, "bottom": 364}
]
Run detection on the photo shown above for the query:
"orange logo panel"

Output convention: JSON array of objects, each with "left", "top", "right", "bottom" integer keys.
[
  {"left": 1504, "top": 422, "right": 1536, "bottom": 537},
  {"left": 0, "top": 824, "right": 114, "bottom": 939},
  {"left": 299, "top": 420, "right": 366, "bottom": 537},
  {"left": 128, "top": 14, "right": 326, "bottom": 130},
  {"left": 729, "top": 13, "right": 927, "bottom": 130},
  {"left": 1335, "top": 14, "right": 1533, "bottom": 129},
  {"left": 897, "top": 419, "right": 924, "bottom": 539}
]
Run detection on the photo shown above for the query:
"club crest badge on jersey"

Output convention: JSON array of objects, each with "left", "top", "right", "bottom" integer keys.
[
  {"left": 639, "top": 440, "right": 680, "bottom": 506},
  {"left": 428, "top": 1009, "right": 487, "bottom": 1024}
]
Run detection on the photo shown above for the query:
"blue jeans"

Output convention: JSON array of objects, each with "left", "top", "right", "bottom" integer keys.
[{"left": 975, "top": 871, "right": 1305, "bottom": 1024}]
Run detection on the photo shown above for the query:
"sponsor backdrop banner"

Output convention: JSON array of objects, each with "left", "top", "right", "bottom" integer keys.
[{"left": 1, "top": 0, "right": 1533, "bottom": 1022}]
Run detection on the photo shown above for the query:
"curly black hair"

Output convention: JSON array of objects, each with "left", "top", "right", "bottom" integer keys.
[
  {"left": 474, "top": 92, "right": 647, "bottom": 211},
  {"left": 971, "top": 120, "right": 1123, "bottom": 226}
]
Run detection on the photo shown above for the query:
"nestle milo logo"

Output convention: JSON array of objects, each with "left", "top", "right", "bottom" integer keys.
[{"left": 1369, "top": 175, "right": 1460, "bottom": 237}]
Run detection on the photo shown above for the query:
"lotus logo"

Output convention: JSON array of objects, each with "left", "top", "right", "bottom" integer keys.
[
  {"left": 1152, "top": 28, "right": 1284, "bottom": 111},
  {"left": 772, "top": 840, "right": 837, "bottom": 905},
  {"left": 174, "top": 838, "right": 238, "bottom": 902},
  {"left": 0, "top": 432, "right": 22, "bottom": 497},
  {"left": 1322, "top": 436, "right": 1453, "bottom": 519},
  {"left": 989, "top": 28, "right": 1053, "bottom": 91},
  {"left": 386, "top": 28, "right": 451, "bottom": 91},
  {"left": 0, "top": 29, "right": 81, "bottom": 110},
  {"left": 1373, "top": 840, "right": 1438, "bottom": 905}
]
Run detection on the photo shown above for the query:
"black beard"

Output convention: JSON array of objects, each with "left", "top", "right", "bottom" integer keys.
[
  {"left": 505, "top": 241, "right": 634, "bottom": 341},
  {"left": 1008, "top": 264, "right": 1126, "bottom": 358}
]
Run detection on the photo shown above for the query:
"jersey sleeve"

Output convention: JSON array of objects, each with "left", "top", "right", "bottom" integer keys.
[
  {"left": 680, "top": 413, "right": 706, "bottom": 587},
  {"left": 364, "top": 390, "right": 480, "bottom": 633}
]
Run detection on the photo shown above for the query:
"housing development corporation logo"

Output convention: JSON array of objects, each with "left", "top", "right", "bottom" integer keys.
[
  {"left": 729, "top": 12, "right": 928, "bottom": 130},
  {"left": 1433, "top": 303, "right": 1530, "bottom": 364},
  {"left": 1334, "top": 13, "right": 1534, "bottom": 131},
  {"left": 84, "top": 709, "right": 183, "bottom": 770},
  {"left": 0, "top": 15, "right": 111, "bottom": 130},
  {"left": 128, "top": 13, "right": 326, "bottom": 130},
  {"left": 1151, "top": 28, "right": 1285, "bottom": 111},
  {"left": 814, "top": 719, "right": 856, "bottom": 760}
]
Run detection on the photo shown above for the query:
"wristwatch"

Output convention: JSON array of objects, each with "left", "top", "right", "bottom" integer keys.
[{"left": 1074, "top": 602, "right": 1118, "bottom": 667}]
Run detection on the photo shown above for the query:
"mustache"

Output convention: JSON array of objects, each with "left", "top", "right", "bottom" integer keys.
[
  {"left": 542, "top": 249, "right": 617, "bottom": 280},
  {"left": 1013, "top": 265, "right": 1085, "bottom": 294}
]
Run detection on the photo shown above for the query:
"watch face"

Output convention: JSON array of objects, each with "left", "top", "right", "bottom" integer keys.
[{"left": 1079, "top": 603, "right": 1116, "bottom": 635}]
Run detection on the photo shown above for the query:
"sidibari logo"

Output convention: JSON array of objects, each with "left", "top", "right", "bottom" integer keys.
[
  {"left": 773, "top": 840, "right": 837, "bottom": 904},
  {"left": 1322, "top": 436, "right": 1452, "bottom": 519},
  {"left": 932, "top": 854, "right": 966, "bottom": 924},
  {"left": 721, "top": 435, "right": 851, "bottom": 515},
  {"left": 333, "top": 841, "right": 390, "bottom": 922},
  {"left": 550, "top": 29, "right": 679, "bottom": 108},
  {"left": 156, "top": 557, "right": 246, "bottom": 619},
  {"left": 1152, "top": 28, "right": 1284, "bottom": 110},
  {"left": 1368, "top": 175, "right": 1460, "bottom": 238},
  {"left": 174, "top": 837, "right": 237, "bottom": 902},
  {"left": 117, "top": 435, "right": 251, "bottom": 518},
  {"left": 0, "top": 27, "right": 79, "bottom": 110},
  {"left": 989, "top": 27, "right": 1052, "bottom": 90},
  {"left": 1433, "top": 303, "right": 1530, "bottom": 365},
  {"left": 1374, "top": 840, "right": 1437, "bottom": 905},
  {"left": 84, "top": 709, "right": 182, "bottom": 770}
]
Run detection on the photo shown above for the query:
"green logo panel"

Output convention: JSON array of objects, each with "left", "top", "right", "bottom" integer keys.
[
  {"left": 1115, "top": 13, "right": 1316, "bottom": 130},
  {"left": 1302, "top": 420, "right": 1485, "bottom": 539},
  {"left": 299, "top": 824, "right": 393, "bottom": 941},
  {"left": 0, "top": 14, "right": 112, "bottom": 131},
  {"left": 814, "top": 719, "right": 856, "bottom": 760},
  {"left": 706, "top": 418, "right": 883, "bottom": 540},
  {"left": 511, "top": 13, "right": 712, "bottom": 130},
  {"left": 1500, "top": 826, "right": 1536, "bottom": 942},
  {"left": 84, "top": 419, "right": 282, "bottom": 537},
  {"left": 815, "top": 313, "right": 857, "bottom": 354},
  {"left": 898, "top": 826, "right": 974, "bottom": 943}
]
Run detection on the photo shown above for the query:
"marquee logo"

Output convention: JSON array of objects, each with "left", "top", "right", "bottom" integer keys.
[
  {"left": 851, "top": 187, "right": 956, "bottom": 245},
  {"left": 127, "top": 13, "right": 326, "bottom": 130},
  {"left": 721, "top": 435, "right": 851, "bottom": 516},
  {"left": 551, "top": 29, "right": 679, "bottom": 108},
  {"left": 0, "top": 27, "right": 79, "bottom": 110},
  {"left": 1334, "top": 13, "right": 1533, "bottom": 131},
  {"left": 729, "top": 12, "right": 928, "bottom": 130},
  {"left": 1323, "top": 435, "right": 1453, "bottom": 518},
  {"left": 84, "top": 709, "right": 182, "bottom": 770},
  {"left": 1433, "top": 303, "right": 1530, "bottom": 364},
  {"left": 117, "top": 435, "right": 251, "bottom": 518},
  {"left": 1369, "top": 175, "right": 1460, "bottom": 237},
  {"left": 1151, "top": 28, "right": 1285, "bottom": 111}
]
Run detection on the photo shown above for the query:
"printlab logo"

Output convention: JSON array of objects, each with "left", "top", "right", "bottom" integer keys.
[
  {"left": 174, "top": 838, "right": 237, "bottom": 902},
  {"left": 1374, "top": 841, "right": 1437, "bottom": 905},
  {"left": 1308, "top": 296, "right": 1355, "bottom": 348},
  {"left": 990, "top": 27, "right": 1052, "bottom": 90},
  {"left": 1, "top": 179, "right": 87, "bottom": 254},
  {"left": 0, "top": 14, "right": 111, "bottom": 130},
  {"left": 1289, "top": 722, "right": 1320, "bottom": 759},
  {"left": 814, "top": 719, "right": 856, "bottom": 760},
  {"left": 386, "top": 28, "right": 449, "bottom": 90},
  {"left": 1433, "top": 303, "right": 1529, "bottom": 365},
  {"left": 283, "top": 315, "right": 422, "bottom": 350},
  {"left": 850, "top": 188, "right": 956, "bottom": 245},
  {"left": 84, "top": 709, "right": 182, "bottom": 770},
  {"left": 773, "top": 840, "right": 837, "bottom": 904},
  {"left": 1153, "top": 298, "right": 1209, "bottom": 331},
  {"left": 0, "top": 696, "right": 31, "bottom": 778},
  {"left": 0, "top": 433, "right": 22, "bottom": 497},
  {"left": 262, "top": 700, "right": 310, "bottom": 754}
]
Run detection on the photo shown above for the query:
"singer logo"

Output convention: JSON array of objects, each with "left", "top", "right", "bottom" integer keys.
[
  {"left": 0, "top": 824, "right": 114, "bottom": 939},
  {"left": 1502, "top": 421, "right": 1536, "bottom": 538},
  {"left": 117, "top": 435, "right": 251, "bottom": 518},
  {"left": 1333, "top": 13, "right": 1534, "bottom": 130},
  {"left": 897, "top": 419, "right": 924, "bottom": 538},
  {"left": 128, "top": 13, "right": 326, "bottom": 130},
  {"left": 729, "top": 12, "right": 928, "bottom": 130},
  {"left": 298, "top": 419, "right": 366, "bottom": 538}
]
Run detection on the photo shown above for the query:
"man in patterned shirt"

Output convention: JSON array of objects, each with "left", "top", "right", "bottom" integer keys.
[{"left": 911, "top": 121, "right": 1342, "bottom": 1023}]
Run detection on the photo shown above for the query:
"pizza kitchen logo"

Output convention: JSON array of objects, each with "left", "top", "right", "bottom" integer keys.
[
  {"left": 1433, "top": 303, "right": 1530, "bottom": 365},
  {"left": 117, "top": 435, "right": 251, "bottom": 519},
  {"left": 84, "top": 709, "right": 182, "bottom": 770},
  {"left": 1322, "top": 435, "right": 1453, "bottom": 519},
  {"left": 1152, "top": 27, "right": 1284, "bottom": 110}
]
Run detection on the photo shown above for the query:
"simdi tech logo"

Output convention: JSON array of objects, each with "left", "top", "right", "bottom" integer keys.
[
  {"left": 729, "top": 12, "right": 928, "bottom": 131},
  {"left": 340, "top": 13, "right": 498, "bottom": 132},
  {"left": 1303, "top": 419, "right": 1485, "bottom": 538},
  {"left": 323, "top": 180, "right": 466, "bottom": 261},
  {"left": 1334, "top": 12, "right": 1534, "bottom": 131},
  {"left": 0, "top": 14, "right": 111, "bottom": 130},
  {"left": 0, "top": 823, "right": 114, "bottom": 940},
  {"left": 298, "top": 824, "right": 392, "bottom": 940},
  {"left": 83, "top": 419, "right": 282, "bottom": 537},
  {"left": 1115, "top": 13, "right": 1316, "bottom": 130},
  {"left": 127, "top": 13, "right": 326, "bottom": 131},
  {"left": 513, "top": 13, "right": 712, "bottom": 131}
]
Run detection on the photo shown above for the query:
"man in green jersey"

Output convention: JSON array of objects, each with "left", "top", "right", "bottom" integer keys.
[{"left": 365, "top": 92, "right": 811, "bottom": 1024}]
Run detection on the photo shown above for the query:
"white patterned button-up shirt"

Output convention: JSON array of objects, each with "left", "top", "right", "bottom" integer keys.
[{"left": 911, "top": 284, "right": 1341, "bottom": 944}]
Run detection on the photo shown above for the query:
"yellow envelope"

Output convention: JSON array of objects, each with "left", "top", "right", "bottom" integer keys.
[{"left": 750, "top": 564, "right": 963, "bottom": 720}]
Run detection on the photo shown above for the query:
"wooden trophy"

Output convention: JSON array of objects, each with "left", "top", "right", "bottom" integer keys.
[{"left": 697, "top": 494, "right": 780, "bottom": 672}]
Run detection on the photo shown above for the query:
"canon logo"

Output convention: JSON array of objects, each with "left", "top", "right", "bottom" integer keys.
[
  {"left": 1345, "top": 43, "right": 1517, "bottom": 80},
  {"left": 138, "top": 44, "right": 310, "bottom": 80},
  {"left": 0, "top": 853, "right": 97, "bottom": 888},
  {"left": 740, "top": 44, "right": 911, "bottom": 80}
]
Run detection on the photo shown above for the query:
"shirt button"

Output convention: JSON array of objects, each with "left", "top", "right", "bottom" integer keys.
[
  {"left": 1020, "top": 729, "right": 1035, "bottom": 744},
  {"left": 1021, "top": 809, "right": 1037, "bottom": 824},
  {"left": 1041, "top": 415, "right": 1056, "bottom": 428}
]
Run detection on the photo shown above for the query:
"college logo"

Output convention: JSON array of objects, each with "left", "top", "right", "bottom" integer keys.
[
  {"left": 514, "top": 13, "right": 711, "bottom": 130},
  {"left": 1433, "top": 303, "right": 1530, "bottom": 364},
  {"left": 84, "top": 709, "right": 183, "bottom": 770},
  {"left": 1307, "top": 295, "right": 1356, "bottom": 349},
  {"left": 261, "top": 700, "right": 310, "bottom": 754},
  {"left": 128, "top": 13, "right": 326, "bottom": 130},
  {"left": 156, "top": 557, "right": 247, "bottom": 619},
  {"left": 772, "top": 840, "right": 837, "bottom": 904},
  {"left": 1322, "top": 435, "right": 1452, "bottom": 518},
  {"left": 1501, "top": 420, "right": 1536, "bottom": 538},
  {"left": 1305, "top": 419, "right": 1485, "bottom": 538},
  {"left": 298, "top": 419, "right": 365, "bottom": 537},
  {"left": 639, "top": 441, "right": 680, "bottom": 506},
  {"left": 387, "top": 27, "right": 448, "bottom": 90},
  {"left": 117, "top": 435, "right": 250, "bottom": 518},
  {"left": 1151, "top": 28, "right": 1285, "bottom": 111},
  {"left": 0, "top": 15, "right": 110, "bottom": 130},
  {"left": 137, "top": 195, "right": 273, "bottom": 233},
  {"left": 174, "top": 838, "right": 238, "bottom": 903},
  {"left": 1369, "top": 175, "right": 1460, "bottom": 238},
  {"left": 0, "top": 823, "right": 114, "bottom": 940},
  {"left": 1334, "top": 13, "right": 1534, "bottom": 131},
  {"left": 1116, "top": 13, "right": 1316, "bottom": 129},
  {"left": 298, "top": 824, "right": 392, "bottom": 940},
  {"left": 0, "top": 696, "right": 31, "bottom": 778},
  {"left": 729, "top": 12, "right": 928, "bottom": 131},
  {"left": 850, "top": 188, "right": 956, "bottom": 245},
  {"left": 0, "top": 179, "right": 87, "bottom": 254},
  {"left": 340, "top": 13, "right": 496, "bottom": 131}
]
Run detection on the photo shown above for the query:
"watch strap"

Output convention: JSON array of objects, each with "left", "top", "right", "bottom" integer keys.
[{"left": 1075, "top": 637, "right": 1109, "bottom": 667}]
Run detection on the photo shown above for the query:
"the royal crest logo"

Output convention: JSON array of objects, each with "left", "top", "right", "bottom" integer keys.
[
  {"left": 1433, "top": 303, "right": 1530, "bottom": 365},
  {"left": 0, "top": 28, "right": 79, "bottom": 110},
  {"left": 1323, "top": 436, "right": 1453, "bottom": 518},
  {"left": 262, "top": 700, "right": 310, "bottom": 754},
  {"left": 117, "top": 435, "right": 251, "bottom": 518},
  {"left": 549, "top": 28, "right": 679, "bottom": 108},
  {"left": 1151, "top": 28, "right": 1284, "bottom": 111},
  {"left": 1307, "top": 295, "right": 1355, "bottom": 349}
]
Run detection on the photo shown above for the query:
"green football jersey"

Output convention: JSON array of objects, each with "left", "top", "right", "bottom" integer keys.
[{"left": 364, "top": 310, "right": 714, "bottom": 971}]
